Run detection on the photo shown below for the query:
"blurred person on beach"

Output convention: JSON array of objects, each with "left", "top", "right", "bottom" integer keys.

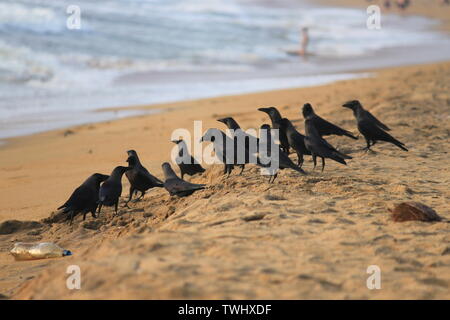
[
  {"left": 299, "top": 27, "right": 309, "bottom": 57},
  {"left": 396, "top": 0, "right": 411, "bottom": 10}
]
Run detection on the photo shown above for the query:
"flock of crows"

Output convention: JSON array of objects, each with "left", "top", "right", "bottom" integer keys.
[{"left": 58, "top": 100, "right": 408, "bottom": 224}]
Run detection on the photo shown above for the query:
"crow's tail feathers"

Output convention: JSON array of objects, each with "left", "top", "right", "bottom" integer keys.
[
  {"left": 344, "top": 131, "right": 358, "bottom": 140},
  {"left": 394, "top": 140, "right": 408, "bottom": 152},
  {"left": 291, "top": 164, "right": 307, "bottom": 175},
  {"left": 331, "top": 154, "right": 347, "bottom": 165}
]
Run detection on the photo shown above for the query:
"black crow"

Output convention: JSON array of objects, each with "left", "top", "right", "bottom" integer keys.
[
  {"left": 217, "top": 117, "right": 258, "bottom": 174},
  {"left": 98, "top": 166, "right": 130, "bottom": 216},
  {"left": 302, "top": 103, "right": 358, "bottom": 140},
  {"left": 304, "top": 118, "right": 352, "bottom": 172},
  {"left": 258, "top": 107, "right": 291, "bottom": 154},
  {"left": 276, "top": 118, "right": 312, "bottom": 168},
  {"left": 162, "top": 162, "right": 206, "bottom": 197},
  {"left": 125, "top": 150, "right": 164, "bottom": 205},
  {"left": 342, "top": 100, "right": 408, "bottom": 152},
  {"left": 258, "top": 124, "right": 306, "bottom": 183},
  {"left": 172, "top": 139, "right": 205, "bottom": 179},
  {"left": 58, "top": 173, "right": 109, "bottom": 224}
]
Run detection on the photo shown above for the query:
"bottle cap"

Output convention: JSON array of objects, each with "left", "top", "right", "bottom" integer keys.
[{"left": 63, "top": 250, "right": 72, "bottom": 256}]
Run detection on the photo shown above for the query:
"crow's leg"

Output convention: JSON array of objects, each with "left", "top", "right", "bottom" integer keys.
[
  {"left": 97, "top": 203, "right": 103, "bottom": 216},
  {"left": 271, "top": 173, "right": 278, "bottom": 184},
  {"left": 297, "top": 153, "right": 304, "bottom": 168},
  {"left": 312, "top": 155, "right": 317, "bottom": 170},
  {"left": 91, "top": 209, "right": 97, "bottom": 219},
  {"left": 124, "top": 186, "right": 134, "bottom": 208},
  {"left": 137, "top": 191, "right": 146, "bottom": 201},
  {"left": 363, "top": 138, "right": 372, "bottom": 152},
  {"left": 321, "top": 157, "right": 326, "bottom": 172},
  {"left": 114, "top": 201, "right": 119, "bottom": 217},
  {"left": 223, "top": 164, "right": 228, "bottom": 175},
  {"left": 239, "top": 164, "right": 245, "bottom": 175},
  {"left": 226, "top": 165, "right": 233, "bottom": 177},
  {"left": 69, "top": 210, "right": 75, "bottom": 225}
]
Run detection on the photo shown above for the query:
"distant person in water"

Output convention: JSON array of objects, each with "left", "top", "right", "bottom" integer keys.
[{"left": 299, "top": 27, "right": 309, "bottom": 57}]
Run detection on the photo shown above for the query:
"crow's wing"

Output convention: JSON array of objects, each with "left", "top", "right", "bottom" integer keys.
[
  {"left": 313, "top": 116, "right": 357, "bottom": 139},
  {"left": 188, "top": 156, "right": 205, "bottom": 171},
  {"left": 318, "top": 136, "right": 352, "bottom": 159},
  {"left": 59, "top": 185, "right": 95, "bottom": 211},
  {"left": 164, "top": 178, "right": 205, "bottom": 195},
  {"left": 365, "top": 110, "right": 391, "bottom": 131},
  {"left": 139, "top": 165, "right": 164, "bottom": 185},
  {"left": 99, "top": 181, "right": 121, "bottom": 203},
  {"left": 288, "top": 130, "right": 310, "bottom": 155},
  {"left": 359, "top": 120, "right": 405, "bottom": 145}
]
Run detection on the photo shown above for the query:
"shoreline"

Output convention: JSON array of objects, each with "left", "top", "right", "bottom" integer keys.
[{"left": 1, "top": 0, "right": 449, "bottom": 141}]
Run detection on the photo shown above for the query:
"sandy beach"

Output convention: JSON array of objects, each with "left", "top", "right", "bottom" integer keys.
[{"left": 1, "top": 1, "right": 450, "bottom": 300}]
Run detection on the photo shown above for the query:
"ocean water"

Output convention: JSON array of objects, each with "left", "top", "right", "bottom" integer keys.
[{"left": 0, "top": 0, "right": 448, "bottom": 139}]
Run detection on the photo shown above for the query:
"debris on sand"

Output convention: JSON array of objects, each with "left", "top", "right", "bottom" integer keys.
[{"left": 389, "top": 202, "right": 441, "bottom": 222}]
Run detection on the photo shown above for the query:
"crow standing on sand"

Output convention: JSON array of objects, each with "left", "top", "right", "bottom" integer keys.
[
  {"left": 302, "top": 103, "right": 358, "bottom": 140},
  {"left": 258, "top": 124, "right": 306, "bottom": 183},
  {"left": 58, "top": 173, "right": 109, "bottom": 224},
  {"left": 125, "top": 150, "right": 164, "bottom": 205},
  {"left": 258, "top": 107, "right": 291, "bottom": 154},
  {"left": 275, "top": 118, "right": 311, "bottom": 168},
  {"left": 172, "top": 139, "right": 205, "bottom": 179},
  {"left": 98, "top": 166, "right": 130, "bottom": 216},
  {"left": 304, "top": 118, "right": 352, "bottom": 172},
  {"left": 162, "top": 162, "right": 206, "bottom": 197},
  {"left": 200, "top": 128, "right": 256, "bottom": 177},
  {"left": 342, "top": 100, "right": 408, "bottom": 152},
  {"left": 217, "top": 117, "right": 258, "bottom": 175}
]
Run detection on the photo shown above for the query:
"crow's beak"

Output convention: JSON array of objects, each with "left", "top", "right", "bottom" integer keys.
[
  {"left": 342, "top": 102, "right": 352, "bottom": 109},
  {"left": 258, "top": 108, "right": 269, "bottom": 113},
  {"left": 217, "top": 118, "right": 226, "bottom": 124},
  {"left": 171, "top": 140, "right": 180, "bottom": 144}
]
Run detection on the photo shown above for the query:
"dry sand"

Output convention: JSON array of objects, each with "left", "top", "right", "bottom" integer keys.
[{"left": 1, "top": 1, "right": 450, "bottom": 300}]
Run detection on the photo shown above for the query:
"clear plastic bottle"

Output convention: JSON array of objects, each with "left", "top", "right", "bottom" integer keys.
[{"left": 10, "top": 242, "right": 72, "bottom": 261}]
